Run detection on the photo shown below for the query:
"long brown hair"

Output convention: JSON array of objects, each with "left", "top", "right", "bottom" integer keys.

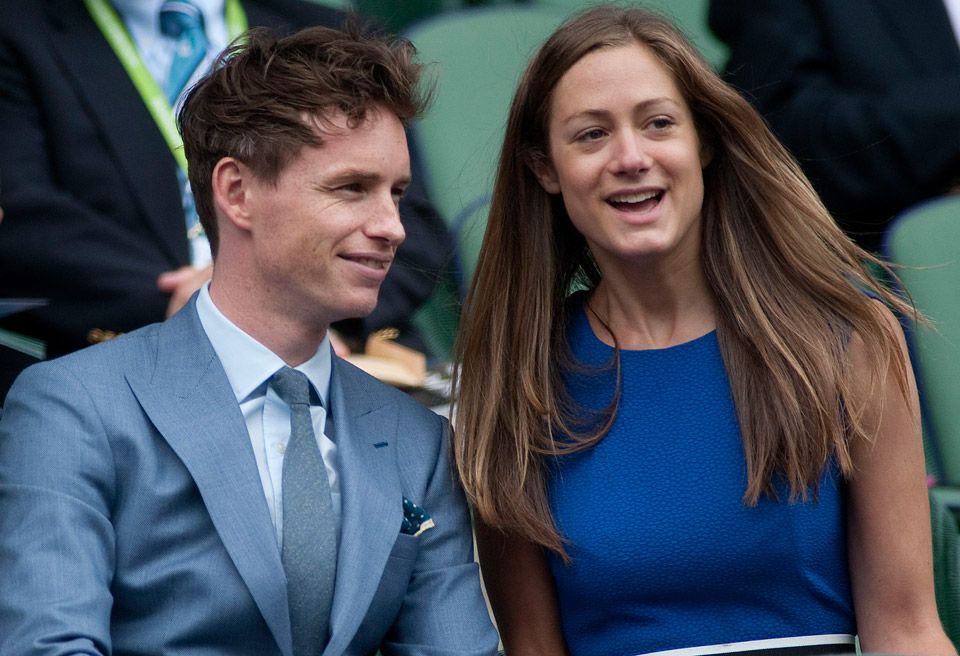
[{"left": 452, "top": 5, "right": 914, "bottom": 558}]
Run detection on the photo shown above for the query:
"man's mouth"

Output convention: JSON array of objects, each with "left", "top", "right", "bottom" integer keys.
[{"left": 342, "top": 256, "right": 390, "bottom": 270}]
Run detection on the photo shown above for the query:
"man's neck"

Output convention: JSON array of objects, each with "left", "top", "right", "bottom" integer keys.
[{"left": 207, "top": 279, "right": 330, "bottom": 367}]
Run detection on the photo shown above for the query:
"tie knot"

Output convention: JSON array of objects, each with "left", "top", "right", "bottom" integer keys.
[
  {"left": 159, "top": 0, "right": 205, "bottom": 39},
  {"left": 271, "top": 367, "right": 312, "bottom": 407}
]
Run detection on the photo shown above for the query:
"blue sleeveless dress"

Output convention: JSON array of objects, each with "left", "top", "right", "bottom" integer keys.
[{"left": 547, "top": 300, "right": 855, "bottom": 656}]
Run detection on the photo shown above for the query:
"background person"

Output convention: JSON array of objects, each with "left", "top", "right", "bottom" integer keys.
[
  {"left": 0, "top": 0, "right": 452, "bottom": 403},
  {"left": 453, "top": 6, "right": 956, "bottom": 655},
  {"left": 0, "top": 24, "right": 498, "bottom": 655},
  {"left": 709, "top": 0, "right": 960, "bottom": 252}
]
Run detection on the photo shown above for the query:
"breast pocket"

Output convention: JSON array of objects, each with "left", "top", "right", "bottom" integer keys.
[{"left": 388, "top": 531, "right": 420, "bottom": 562}]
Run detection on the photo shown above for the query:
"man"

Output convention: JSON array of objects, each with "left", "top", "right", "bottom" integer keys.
[
  {"left": 0, "top": 0, "right": 453, "bottom": 402},
  {"left": 0, "top": 25, "right": 498, "bottom": 656},
  {"left": 709, "top": 0, "right": 960, "bottom": 252}
]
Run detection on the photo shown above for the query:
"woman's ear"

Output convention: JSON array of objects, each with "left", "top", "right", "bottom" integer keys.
[
  {"left": 529, "top": 156, "right": 562, "bottom": 195},
  {"left": 211, "top": 157, "right": 254, "bottom": 232}
]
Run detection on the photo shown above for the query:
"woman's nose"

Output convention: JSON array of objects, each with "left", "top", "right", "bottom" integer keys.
[{"left": 611, "top": 131, "right": 652, "bottom": 176}]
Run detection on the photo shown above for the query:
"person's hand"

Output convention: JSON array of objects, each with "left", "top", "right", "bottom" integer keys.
[{"left": 157, "top": 265, "right": 213, "bottom": 317}]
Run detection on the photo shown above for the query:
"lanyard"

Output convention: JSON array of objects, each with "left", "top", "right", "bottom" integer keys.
[{"left": 84, "top": 0, "right": 248, "bottom": 173}]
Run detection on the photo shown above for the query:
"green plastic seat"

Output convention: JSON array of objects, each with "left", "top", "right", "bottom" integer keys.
[
  {"left": 411, "top": 264, "right": 461, "bottom": 362},
  {"left": 302, "top": 0, "right": 353, "bottom": 9},
  {"left": 884, "top": 195, "right": 960, "bottom": 490},
  {"left": 404, "top": 6, "right": 568, "bottom": 357},
  {"left": 930, "top": 488, "right": 960, "bottom": 647},
  {"left": 532, "top": 0, "right": 729, "bottom": 70},
  {"left": 354, "top": 0, "right": 450, "bottom": 32},
  {"left": 405, "top": 6, "right": 567, "bottom": 232}
]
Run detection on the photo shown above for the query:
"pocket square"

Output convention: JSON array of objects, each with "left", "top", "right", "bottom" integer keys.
[{"left": 401, "top": 497, "right": 435, "bottom": 537}]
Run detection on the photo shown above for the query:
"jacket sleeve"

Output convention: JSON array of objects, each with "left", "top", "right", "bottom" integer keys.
[
  {"left": 381, "top": 412, "right": 500, "bottom": 656},
  {"left": 0, "top": 362, "right": 117, "bottom": 655}
]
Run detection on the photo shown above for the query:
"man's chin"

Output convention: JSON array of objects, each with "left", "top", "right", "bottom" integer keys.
[{"left": 329, "top": 299, "right": 380, "bottom": 325}]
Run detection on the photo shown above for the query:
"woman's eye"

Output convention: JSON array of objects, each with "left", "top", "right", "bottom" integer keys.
[
  {"left": 650, "top": 117, "right": 674, "bottom": 130},
  {"left": 578, "top": 128, "right": 606, "bottom": 142}
]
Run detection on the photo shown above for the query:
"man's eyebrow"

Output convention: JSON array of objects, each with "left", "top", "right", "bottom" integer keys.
[
  {"left": 324, "top": 169, "right": 380, "bottom": 184},
  {"left": 323, "top": 169, "right": 411, "bottom": 187}
]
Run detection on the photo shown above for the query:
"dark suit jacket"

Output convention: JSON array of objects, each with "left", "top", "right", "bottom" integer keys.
[
  {"left": 0, "top": 0, "right": 452, "bottom": 400},
  {"left": 710, "top": 0, "right": 960, "bottom": 251}
]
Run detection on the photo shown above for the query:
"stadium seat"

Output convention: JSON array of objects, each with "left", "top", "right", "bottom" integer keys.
[
  {"left": 404, "top": 5, "right": 567, "bottom": 238},
  {"left": 533, "top": 0, "right": 728, "bottom": 70},
  {"left": 883, "top": 195, "right": 960, "bottom": 496},
  {"left": 404, "top": 6, "right": 567, "bottom": 357}
]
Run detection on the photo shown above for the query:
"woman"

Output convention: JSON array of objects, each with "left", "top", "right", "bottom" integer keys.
[{"left": 452, "top": 6, "right": 955, "bottom": 656}]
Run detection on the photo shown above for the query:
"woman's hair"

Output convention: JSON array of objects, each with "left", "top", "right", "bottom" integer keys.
[{"left": 452, "top": 5, "right": 914, "bottom": 557}]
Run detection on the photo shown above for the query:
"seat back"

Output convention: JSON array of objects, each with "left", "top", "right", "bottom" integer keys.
[
  {"left": 404, "top": 7, "right": 567, "bottom": 357},
  {"left": 533, "top": 0, "right": 728, "bottom": 70},
  {"left": 405, "top": 6, "right": 567, "bottom": 231},
  {"left": 302, "top": 0, "right": 353, "bottom": 9},
  {"left": 929, "top": 488, "right": 960, "bottom": 647},
  {"left": 883, "top": 195, "right": 960, "bottom": 486}
]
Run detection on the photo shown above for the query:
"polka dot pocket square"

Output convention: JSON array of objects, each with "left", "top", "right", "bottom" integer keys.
[{"left": 401, "top": 497, "right": 435, "bottom": 537}]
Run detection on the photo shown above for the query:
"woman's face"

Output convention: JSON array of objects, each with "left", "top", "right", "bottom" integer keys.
[{"left": 537, "top": 42, "right": 709, "bottom": 272}]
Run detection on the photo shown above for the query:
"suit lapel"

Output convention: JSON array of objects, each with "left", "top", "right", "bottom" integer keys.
[
  {"left": 125, "top": 303, "right": 293, "bottom": 656},
  {"left": 324, "top": 359, "right": 403, "bottom": 656},
  {"left": 872, "top": 0, "right": 960, "bottom": 71},
  {"left": 45, "top": 0, "right": 188, "bottom": 265}
]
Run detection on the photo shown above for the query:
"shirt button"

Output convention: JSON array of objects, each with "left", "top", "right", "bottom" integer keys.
[{"left": 275, "top": 442, "right": 286, "bottom": 455}]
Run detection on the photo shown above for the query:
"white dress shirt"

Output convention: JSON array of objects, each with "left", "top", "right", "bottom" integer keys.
[
  {"left": 944, "top": 0, "right": 960, "bottom": 47},
  {"left": 196, "top": 283, "right": 341, "bottom": 548}
]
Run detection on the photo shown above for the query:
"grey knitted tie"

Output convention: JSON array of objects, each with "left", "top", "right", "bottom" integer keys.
[{"left": 271, "top": 366, "right": 337, "bottom": 656}]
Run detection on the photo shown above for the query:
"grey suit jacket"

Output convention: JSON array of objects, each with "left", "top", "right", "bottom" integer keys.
[{"left": 0, "top": 300, "right": 498, "bottom": 655}]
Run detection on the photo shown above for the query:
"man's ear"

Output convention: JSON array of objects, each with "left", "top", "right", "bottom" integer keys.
[
  {"left": 529, "top": 157, "right": 562, "bottom": 195},
  {"left": 211, "top": 157, "right": 254, "bottom": 232}
]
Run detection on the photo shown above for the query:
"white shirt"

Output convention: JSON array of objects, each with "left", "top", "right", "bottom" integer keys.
[
  {"left": 944, "top": 0, "right": 960, "bottom": 47},
  {"left": 195, "top": 283, "right": 341, "bottom": 548}
]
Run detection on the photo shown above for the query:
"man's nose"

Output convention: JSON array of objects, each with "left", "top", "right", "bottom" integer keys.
[
  {"left": 367, "top": 194, "right": 406, "bottom": 246},
  {"left": 611, "top": 130, "right": 652, "bottom": 176}
]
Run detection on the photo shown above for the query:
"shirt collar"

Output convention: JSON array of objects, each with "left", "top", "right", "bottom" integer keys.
[{"left": 195, "top": 283, "right": 333, "bottom": 406}]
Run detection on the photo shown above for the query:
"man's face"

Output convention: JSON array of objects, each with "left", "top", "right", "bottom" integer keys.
[{"left": 243, "top": 106, "right": 410, "bottom": 330}]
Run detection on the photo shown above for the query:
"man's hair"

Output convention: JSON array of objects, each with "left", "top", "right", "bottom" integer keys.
[{"left": 178, "top": 22, "right": 427, "bottom": 255}]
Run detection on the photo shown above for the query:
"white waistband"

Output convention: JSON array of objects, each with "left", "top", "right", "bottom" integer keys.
[{"left": 635, "top": 634, "right": 856, "bottom": 656}]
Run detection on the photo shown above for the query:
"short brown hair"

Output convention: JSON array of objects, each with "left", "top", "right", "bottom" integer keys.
[{"left": 178, "top": 21, "right": 427, "bottom": 255}]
